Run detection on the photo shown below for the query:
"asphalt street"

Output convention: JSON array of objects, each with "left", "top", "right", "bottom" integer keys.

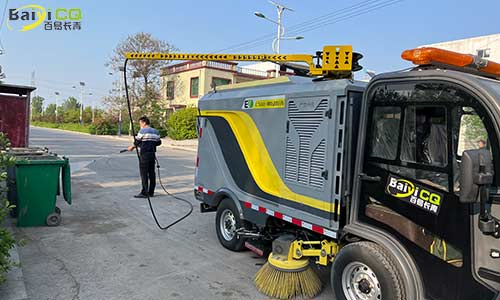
[{"left": 12, "top": 127, "right": 335, "bottom": 300}]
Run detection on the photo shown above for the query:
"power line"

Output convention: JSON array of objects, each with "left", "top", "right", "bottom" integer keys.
[
  {"left": 214, "top": 0, "right": 383, "bottom": 53},
  {"left": 0, "top": 0, "right": 9, "bottom": 54},
  {"left": 0, "top": 0, "right": 8, "bottom": 32},
  {"left": 214, "top": 0, "right": 399, "bottom": 53},
  {"left": 290, "top": 0, "right": 403, "bottom": 36}
]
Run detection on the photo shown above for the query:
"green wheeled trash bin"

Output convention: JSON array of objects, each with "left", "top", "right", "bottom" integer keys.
[
  {"left": 7, "top": 147, "right": 50, "bottom": 218},
  {"left": 15, "top": 155, "right": 72, "bottom": 227}
]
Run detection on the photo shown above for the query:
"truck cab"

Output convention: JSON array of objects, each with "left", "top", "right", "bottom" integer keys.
[{"left": 353, "top": 68, "right": 500, "bottom": 299}]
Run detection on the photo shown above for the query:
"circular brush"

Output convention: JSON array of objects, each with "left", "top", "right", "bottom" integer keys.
[{"left": 254, "top": 252, "right": 322, "bottom": 299}]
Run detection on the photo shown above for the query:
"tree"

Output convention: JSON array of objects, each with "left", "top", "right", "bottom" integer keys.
[
  {"left": 44, "top": 104, "right": 57, "bottom": 122},
  {"left": 83, "top": 106, "right": 92, "bottom": 123},
  {"left": 61, "top": 96, "right": 80, "bottom": 111},
  {"left": 31, "top": 96, "right": 44, "bottom": 120},
  {"left": 106, "top": 32, "right": 177, "bottom": 114}
]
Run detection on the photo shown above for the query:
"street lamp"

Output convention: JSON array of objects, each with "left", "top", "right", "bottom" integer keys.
[
  {"left": 88, "top": 92, "right": 95, "bottom": 123},
  {"left": 255, "top": 1, "right": 303, "bottom": 77},
  {"left": 79, "top": 82, "right": 85, "bottom": 125},
  {"left": 109, "top": 67, "right": 125, "bottom": 136},
  {"left": 272, "top": 36, "right": 303, "bottom": 53},
  {"left": 54, "top": 91, "right": 60, "bottom": 122}
]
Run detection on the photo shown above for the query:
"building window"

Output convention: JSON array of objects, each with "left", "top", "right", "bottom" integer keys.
[
  {"left": 166, "top": 81, "right": 174, "bottom": 100},
  {"left": 477, "top": 48, "right": 491, "bottom": 58},
  {"left": 190, "top": 77, "right": 199, "bottom": 98},
  {"left": 212, "top": 77, "right": 231, "bottom": 87}
]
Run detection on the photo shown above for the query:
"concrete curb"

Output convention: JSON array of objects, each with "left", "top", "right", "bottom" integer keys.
[{"left": 0, "top": 220, "right": 29, "bottom": 300}]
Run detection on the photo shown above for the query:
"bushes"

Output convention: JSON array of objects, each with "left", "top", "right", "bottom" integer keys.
[
  {"left": 0, "top": 133, "right": 17, "bottom": 284},
  {"left": 31, "top": 121, "right": 93, "bottom": 134},
  {"left": 89, "top": 118, "right": 118, "bottom": 135},
  {"left": 166, "top": 108, "right": 198, "bottom": 140}
]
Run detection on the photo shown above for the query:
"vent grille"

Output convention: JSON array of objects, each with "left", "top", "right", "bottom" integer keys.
[
  {"left": 309, "top": 139, "right": 326, "bottom": 188},
  {"left": 285, "top": 137, "right": 298, "bottom": 181},
  {"left": 285, "top": 99, "right": 328, "bottom": 189}
]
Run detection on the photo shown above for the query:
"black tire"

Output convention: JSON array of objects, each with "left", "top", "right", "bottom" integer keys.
[
  {"left": 46, "top": 213, "right": 62, "bottom": 227},
  {"left": 331, "top": 241, "right": 405, "bottom": 300},
  {"left": 9, "top": 207, "right": 17, "bottom": 218},
  {"left": 215, "top": 198, "right": 246, "bottom": 251},
  {"left": 55, "top": 206, "right": 61, "bottom": 215}
]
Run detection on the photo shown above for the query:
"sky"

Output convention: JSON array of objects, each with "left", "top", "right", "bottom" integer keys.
[{"left": 0, "top": 0, "right": 499, "bottom": 108}]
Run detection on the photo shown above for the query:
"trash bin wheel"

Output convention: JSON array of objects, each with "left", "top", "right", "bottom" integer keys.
[
  {"left": 46, "top": 213, "right": 61, "bottom": 226},
  {"left": 55, "top": 206, "right": 61, "bottom": 215}
]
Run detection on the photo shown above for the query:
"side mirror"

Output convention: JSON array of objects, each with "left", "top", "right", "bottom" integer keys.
[{"left": 459, "top": 149, "right": 494, "bottom": 203}]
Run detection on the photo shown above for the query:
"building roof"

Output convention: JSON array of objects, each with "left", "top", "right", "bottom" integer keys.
[
  {"left": 0, "top": 83, "right": 36, "bottom": 96},
  {"left": 161, "top": 60, "right": 269, "bottom": 79},
  {"left": 424, "top": 33, "right": 500, "bottom": 47}
]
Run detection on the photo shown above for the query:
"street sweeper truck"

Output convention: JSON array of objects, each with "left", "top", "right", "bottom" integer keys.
[{"left": 125, "top": 46, "right": 500, "bottom": 300}]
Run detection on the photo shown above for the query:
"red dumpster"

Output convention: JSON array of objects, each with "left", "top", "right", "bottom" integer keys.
[{"left": 0, "top": 84, "right": 36, "bottom": 147}]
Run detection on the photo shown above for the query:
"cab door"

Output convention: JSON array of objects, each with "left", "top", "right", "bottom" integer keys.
[{"left": 357, "top": 81, "right": 496, "bottom": 300}]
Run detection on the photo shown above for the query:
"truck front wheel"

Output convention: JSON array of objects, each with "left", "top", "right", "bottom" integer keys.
[
  {"left": 215, "top": 198, "right": 246, "bottom": 251},
  {"left": 331, "top": 241, "right": 405, "bottom": 300}
]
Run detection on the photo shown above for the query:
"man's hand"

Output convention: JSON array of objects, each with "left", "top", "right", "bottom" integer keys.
[{"left": 127, "top": 145, "right": 135, "bottom": 151}]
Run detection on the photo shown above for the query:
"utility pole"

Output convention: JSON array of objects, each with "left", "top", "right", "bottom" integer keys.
[
  {"left": 109, "top": 66, "right": 125, "bottom": 136},
  {"left": 89, "top": 92, "right": 94, "bottom": 123},
  {"left": 255, "top": 1, "right": 302, "bottom": 77},
  {"left": 79, "top": 81, "right": 85, "bottom": 125}
]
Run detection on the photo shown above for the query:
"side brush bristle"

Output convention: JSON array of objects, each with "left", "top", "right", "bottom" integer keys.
[{"left": 254, "top": 262, "right": 322, "bottom": 299}]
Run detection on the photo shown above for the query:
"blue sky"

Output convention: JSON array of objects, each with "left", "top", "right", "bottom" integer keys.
[{"left": 1, "top": 0, "right": 499, "bottom": 108}]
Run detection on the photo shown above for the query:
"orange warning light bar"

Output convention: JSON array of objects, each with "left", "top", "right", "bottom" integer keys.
[{"left": 402, "top": 47, "right": 500, "bottom": 78}]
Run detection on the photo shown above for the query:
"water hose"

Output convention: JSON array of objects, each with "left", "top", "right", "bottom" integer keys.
[{"left": 122, "top": 58, "right": 193, "bottom": 230}]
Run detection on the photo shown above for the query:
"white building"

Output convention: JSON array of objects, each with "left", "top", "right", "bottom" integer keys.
[{"left": 422, "top": 33, "right": 500, "bottom": 61}]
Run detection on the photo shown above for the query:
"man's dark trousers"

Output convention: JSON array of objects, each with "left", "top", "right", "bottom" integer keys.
[{"left": 139, "top": 152, "right": 156, "bottom": 196}]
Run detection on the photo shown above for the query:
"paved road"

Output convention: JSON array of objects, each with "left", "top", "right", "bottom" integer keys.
[{"left": 12, "top": 127, "right": 334, "bottom": 300}]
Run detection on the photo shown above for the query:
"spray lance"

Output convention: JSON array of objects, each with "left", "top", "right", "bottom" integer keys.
[{"left": 119, "top": 58, "right": 193, "bottom": 230}]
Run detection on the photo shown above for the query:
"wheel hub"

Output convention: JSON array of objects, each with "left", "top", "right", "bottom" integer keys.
[
  {"left": 358, "top": 278, "right": 372, "bottom": 294},
  {"left": 341, "top": 262, "right": 381, "bottom": 300},
  {"left": 220, "top": 209, "right": 236, "bottom": 241}
]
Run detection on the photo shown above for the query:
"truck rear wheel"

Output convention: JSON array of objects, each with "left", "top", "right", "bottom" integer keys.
[
  {"left": 215, "top": 198, "right": 246, "bottom": 251},
  {"left": 331, "top": 241, "right": 405, "bottom": 300}
]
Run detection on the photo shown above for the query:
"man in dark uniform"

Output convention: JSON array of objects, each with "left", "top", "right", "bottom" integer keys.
[{"left": 128, "top": 116, "right": 162, "bottom": 198}]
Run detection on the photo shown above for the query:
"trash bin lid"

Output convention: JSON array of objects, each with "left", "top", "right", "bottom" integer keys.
[
  {"left": 8, "top": 147, "right": 49, "bottom": 156},
  {"left": 15, "top": 155, "right": 66, "bottom": 165}
]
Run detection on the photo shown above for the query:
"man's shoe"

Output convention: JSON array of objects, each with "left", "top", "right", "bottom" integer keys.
[{"left": 134, "top": 193, "right": 148, "bottom": 198}]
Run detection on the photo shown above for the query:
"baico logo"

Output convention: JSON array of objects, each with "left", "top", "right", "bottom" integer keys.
[
  {"left": 7, "top": 4, "right": 82, "bottom": 32},
  {"left": 386, "top": 175, "right": 443, "bottom": 215},
  {"left": 386, "top": 178, "right": 415, "bottom": 198}
]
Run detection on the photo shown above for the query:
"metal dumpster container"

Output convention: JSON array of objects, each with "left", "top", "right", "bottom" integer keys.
[{"left": 15, "top": 154, "right": 71, "bottom": 227}]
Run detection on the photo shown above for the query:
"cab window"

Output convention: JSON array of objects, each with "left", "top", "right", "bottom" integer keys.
[
  {"left": 401, "top": 106, "right": 447, "bottom": 167},
  {"left": 456, "top": 107, "right": 489, "bottom": 156},
  {"left": 369, "top": 106, "right": 401, "bottom": 160}
]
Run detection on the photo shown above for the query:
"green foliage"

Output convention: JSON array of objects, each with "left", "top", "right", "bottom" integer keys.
[
  {"left": 31, "top": 96, "right": 45, "bottom": 121},
  {"left": 0, "top": 133, "right": 17, "bottom": 284},
  {"left": 61, "top": 97, "right": 80, "bottom": 111},
  {"left": 89, "top": 118, "right": 117, "bottom": 135},
  {"left": 462, "top": 114, "right": 488, "bottom": 142},
  {"left": 62, "top": 109, "right": 80, "bottom": 123},
  {"left": 166, "top": 108, "right": 198, "bottom": 140},
  {"left": 31, "top": 121, "right": 93, "bottom": 134}
]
